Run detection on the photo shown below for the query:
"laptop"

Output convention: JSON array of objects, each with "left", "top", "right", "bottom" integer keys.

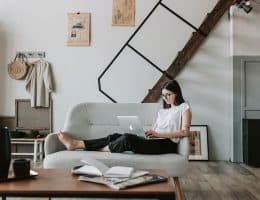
[{"left": 117, "top": 116, "right": 164, "bottom": 139}]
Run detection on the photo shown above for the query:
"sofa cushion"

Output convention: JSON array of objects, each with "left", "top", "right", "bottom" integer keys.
[
  {"left": 43, "top": 150, "right": 188, "bottom": 177},
  {"left": 63, "top": 103, "right": 160, "bottom": 139}
]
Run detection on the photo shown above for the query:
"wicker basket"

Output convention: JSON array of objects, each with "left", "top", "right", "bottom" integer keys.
[{"left": 8, "top": 54, "right": 28, "bottom": 80}]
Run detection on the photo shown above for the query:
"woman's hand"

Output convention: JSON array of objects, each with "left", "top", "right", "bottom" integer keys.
[{"left": 145, "top": 130, "right": 160, "bottom": 138}]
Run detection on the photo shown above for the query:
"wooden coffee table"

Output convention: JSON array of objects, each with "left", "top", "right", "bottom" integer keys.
[{"left": 0, "top": 169, "right": 176, "bottom": 200}]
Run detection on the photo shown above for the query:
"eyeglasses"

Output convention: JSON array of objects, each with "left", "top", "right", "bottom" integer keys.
[{"left": 161, "top": 93, "right": 174, "bottom": 98}]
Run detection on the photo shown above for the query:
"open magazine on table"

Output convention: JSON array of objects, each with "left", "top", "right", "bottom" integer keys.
[
  {"left": 71, "top": 158, "right": 167, "bottom": 189},
  {"left": 78, "top": 173, "right": 168, "bottom": 190}
]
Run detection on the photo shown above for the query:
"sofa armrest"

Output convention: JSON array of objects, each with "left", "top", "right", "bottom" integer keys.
[
  {"left": 177, "top": 137, "right": 189, "bottom": 157},
  {"left": 44, "top": 133, "right": 66, "bottom": 155}
]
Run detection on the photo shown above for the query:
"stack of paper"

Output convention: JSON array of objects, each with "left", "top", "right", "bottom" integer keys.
[
  {"left": 78, "top": 173, "right": 167, "bottom": 190},
  {"left": 72, "top": 159, "right": 167, "bottom": 190}
]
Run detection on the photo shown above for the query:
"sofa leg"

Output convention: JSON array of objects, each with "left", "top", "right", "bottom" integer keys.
[{"left": 173, "top": 177, "right": 183, "bottom": 200}]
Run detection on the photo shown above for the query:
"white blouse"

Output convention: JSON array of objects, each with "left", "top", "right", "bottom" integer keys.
[{"left": 154, "top": 102, "right": 190, "bottom": 143}]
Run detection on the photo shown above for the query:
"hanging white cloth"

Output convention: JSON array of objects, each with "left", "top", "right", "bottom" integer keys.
[{"left": 25, "top": 60, "right": 53, "bottom": 107}]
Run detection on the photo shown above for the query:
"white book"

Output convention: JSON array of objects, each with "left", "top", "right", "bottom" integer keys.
[
  {"left": 104, "top": 166, "right": 134, "bottom": 178},
  {"left": 72, "top": 159, "right": 134, "bottom": 178}
]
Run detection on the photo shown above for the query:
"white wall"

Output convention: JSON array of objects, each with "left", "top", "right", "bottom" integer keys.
[
  {"left": 0, "top": 0, "right": 248, "bottom": 160},
  {"left": 230, "top": 2, "right": 260, "bottom": 56}
]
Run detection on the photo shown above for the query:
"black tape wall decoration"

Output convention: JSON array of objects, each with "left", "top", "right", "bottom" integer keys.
[{"left": 98, "top": 0, "right": 206, "bottom": 103}]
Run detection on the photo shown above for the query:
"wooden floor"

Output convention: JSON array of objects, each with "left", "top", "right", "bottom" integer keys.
[
  {"left": 7, "top": 161, "right": 260, "bottom": 200},
  {"left": 181, "top": 161, "right": 260, "bottom": 200}
]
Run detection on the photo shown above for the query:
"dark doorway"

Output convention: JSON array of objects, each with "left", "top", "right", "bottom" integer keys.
[{"left": 243, "top": 119, "right": 260, "bottom": 167}]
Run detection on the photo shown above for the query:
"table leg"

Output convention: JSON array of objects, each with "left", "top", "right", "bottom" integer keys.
[
  {"left": 173, "top": 177, "right": 183, "bottom": 200},
  {"left": 40, "top": 141, "right": 43, "bottom": 160},
  {"left": 2, "top": 195, "right": 6, "bottom": 200},
  {"left": 33, "top": 139, "right": 37, "bottom": 162}
]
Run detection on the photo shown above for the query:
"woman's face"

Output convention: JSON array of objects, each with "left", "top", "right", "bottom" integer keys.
[{"left": 162, "top": 89, "right": 176, "bottom": 105}]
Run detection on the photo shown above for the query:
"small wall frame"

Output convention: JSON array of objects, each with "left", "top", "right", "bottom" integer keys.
[
  {"left": 189, "top": 125, "right": 209, "bottom": 161},
  {"left": 112, "top": 0, "right": 135, "bottom": 26},
  {"left": 67, "top": 12, "right": 91, "bottom": 46},
  {"left": 15, "top": 99, "right": 52, "bottom": 132}
]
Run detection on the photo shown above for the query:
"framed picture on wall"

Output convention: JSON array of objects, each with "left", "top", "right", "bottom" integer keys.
[
  {"left": 112, "top": 0, "right": 135, "bottom": 26},
  {"left": 188, "top": 125, "right": 209, "bottom": 161},
  {"left": 67, "top": 12, "right": 91, "bottom": 46}
]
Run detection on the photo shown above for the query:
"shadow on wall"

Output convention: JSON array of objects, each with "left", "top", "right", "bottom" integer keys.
[{"left": 0, "top": 28, "right": 7, "bottom": 114}]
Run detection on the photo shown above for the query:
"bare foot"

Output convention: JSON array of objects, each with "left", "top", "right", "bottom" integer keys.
[{"left": 57, "top": 131, "right": 84, "bottom": 150}]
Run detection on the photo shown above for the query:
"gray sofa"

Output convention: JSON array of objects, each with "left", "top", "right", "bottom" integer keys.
[{"left": 44, "top": 103, "right": 189, "bottom": 199}]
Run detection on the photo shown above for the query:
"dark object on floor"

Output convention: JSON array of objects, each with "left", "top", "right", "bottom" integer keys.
[
  {"left": 26, "top": 130, "right": 40, "bottom": 138},
  {"left": 13, "top": 159, "right": 30, "bottom": 178},
  {"left": 26, "top": 130, "right": 45, "bottom": 138},
  {"left": 10, "top": 130, "right": 26, "bottom": 138},
  {"left": 0, "top": 127, "right": 11, "bottom": 181}
]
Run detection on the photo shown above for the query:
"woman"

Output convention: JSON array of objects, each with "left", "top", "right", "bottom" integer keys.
[{"left": 58, "top": 80, "right": 192, "bottom": 154}]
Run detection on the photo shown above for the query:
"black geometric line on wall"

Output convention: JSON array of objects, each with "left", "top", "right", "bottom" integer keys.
[
  {"left": 127, "top": 44, "right": 173, "bottom": 79},
  {"left": 98, "top": 0, "right": 207, "bottom": 103},
  {"left": 159, "top": 2, "right": 207, "bottom": 37}
]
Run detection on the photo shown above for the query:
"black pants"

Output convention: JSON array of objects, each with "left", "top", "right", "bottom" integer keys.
[{"left": 83, "top": 133, "right": 177, "bottom": 154}]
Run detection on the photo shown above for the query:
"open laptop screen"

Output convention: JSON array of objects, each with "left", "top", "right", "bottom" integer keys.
[
  {"left": 117, "top": 115, "right": 165, "bottom": 140},
  {"left": 117, "top": 116, "right": 144, "bottom": 136}
]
